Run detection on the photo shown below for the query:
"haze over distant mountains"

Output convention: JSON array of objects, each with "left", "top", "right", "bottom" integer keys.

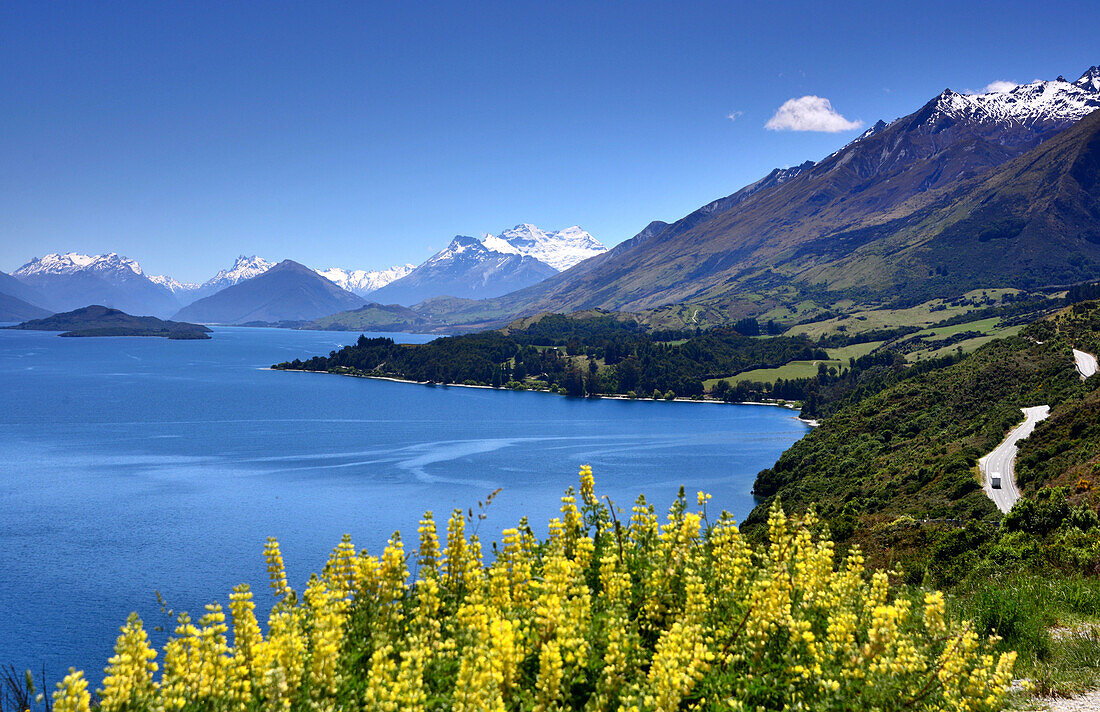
[{"left": 0, "top": 222, "right": 605, "bottom": 322}]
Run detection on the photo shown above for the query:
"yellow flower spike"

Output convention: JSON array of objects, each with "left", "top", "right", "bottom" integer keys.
[
  {"left": 579, "top": 463, "right": 597, "bottom": 507},
  {"left": 75, "top": 466, "right": 1020, "bottom": 712},
  {"left": 304, "top": 577, "right": 346, "bottom": 698},
  {"left": 228, "top": 583, "right": 263, "bottom": 705},
  {"left": 924, "top": 590, "right": 947, "bottom": 635},
  {"left": 444, "top": 508, "right": 470, "bottom": 593},
  {"left": 322, "top": 533, "right": 356, "bottom": 598},
  {"left": 263, "top": 537, "right": 294, "bottom": 601},
  {"left": 99, "top": 613, "right": 158, "bottom": 712},
  {"left": 53, "top": 669, "right": 90, "bottom": 712},
  {"left": 417, "top": 511, "right": 441, "bottom": 577}
]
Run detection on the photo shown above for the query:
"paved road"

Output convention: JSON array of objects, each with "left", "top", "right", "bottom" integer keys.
[
  {"left": 1073, "top": 349, "right": 1098, "bottom": 379},
  {"left": 980, "top": 405, "right": 1051, "bottom": 514}
]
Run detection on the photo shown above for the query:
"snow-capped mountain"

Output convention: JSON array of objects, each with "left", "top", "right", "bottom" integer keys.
[
  {"left": 16, "top": 252, "right": 145, "bottom": 278},
  {"left": 313, "top": 264, "right": 416, "bottom": 296},
  {"left": 478, "top": 63, "right": 1100, "bottom": 318},
  {"left": 368, "top": 235, "right": 558, "bottom": 306},
  {"left": 202, "top": 255, "right": 275, "bottom": 291},
  {"left": 13, "top": 252, "right": 180, "bottom": 317},
  {"left": 149, "top": 274, "right": 199, "bottom": 294},
  {"left": 486, "top": 224, "right": 606, "bottom": 271},
  {"left": 936, "top": 66, "right": 1100, "bottom": 127},
  {"left": 183, "top": 256, "right": 276, "bottom": 303}
]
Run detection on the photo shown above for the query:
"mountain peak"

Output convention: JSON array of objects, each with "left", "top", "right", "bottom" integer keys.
[
  {"left": 926, "top": 67, "right": 1100, "bottom": 129},
  {"left": 494, "top": 224, "right": 606, "bottom": 270},
  {"left": 313, "top": 264, "right": 416, "bottom": 296},
  {"left": 202, "top": 255, "right": 274, "bottom": 289},
  {"left": 15, "top": 252, "right": 145, "bottom": 277},
  {"left": 1076, "top": 65, "right": 1100, "bottom": 92}
]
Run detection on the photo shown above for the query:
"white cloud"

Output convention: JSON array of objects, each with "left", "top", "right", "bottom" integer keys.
[
  {"left": 765, "top": 96, "right": 862, "bottom": 132},
  {"left": 727, "top": 110, "right": 744, "bottom": 121},
  {"left": 981, "top": 80, "right": 1018, "bottom": 93}
]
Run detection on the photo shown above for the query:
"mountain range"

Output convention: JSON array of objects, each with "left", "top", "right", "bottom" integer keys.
[
  {"left": 12, "top": 253, "right": 181, "bottom": 318},
  {"left": 1, "top": 223, "right": 602, "bottom": 323},
  {"left": 5, "top": 65, "right": 1099, "bottom": 332},
  {"left": 315, "top": 264, "right": 417, "bottom": 297},
  {"left": 368, "top": 225, "right": 605, "bottom": 305},
  {"left": 412, "top": 65, "right": 1100, "bottom": 327}
]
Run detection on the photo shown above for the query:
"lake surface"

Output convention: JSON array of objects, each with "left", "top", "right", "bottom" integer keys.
[{"left": 0, "top": 326, "right": 809, "bottom": 683}]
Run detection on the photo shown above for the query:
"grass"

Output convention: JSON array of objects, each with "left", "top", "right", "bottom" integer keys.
[
  {"left": 787, "top": 289, "right": 1024, "bottom": 339},
  {"left": 702, "top": 341, "right": 884, "bottom": 387},
  {"left": 906, "top": 324, "right": 1026, "bottom": 361},
  {"left": 951, "top": 573, "right": 1100, "bottom": 698}
]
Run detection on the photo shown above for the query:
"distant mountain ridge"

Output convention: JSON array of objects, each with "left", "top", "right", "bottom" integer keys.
[
  {"left": 173, "top": 260, "right": 365, "bottom": 324},
  {"left": 7, "top": 221, "right": 605, "bottom": 319},
  {"left": 182, "top": 255, "right": 277, "bottom": 303},
  {"left": 13, "top": 252, "right": 180, "bottom": 318},
  {"left": 365, "top": 224, "right": 603, "bottom": 306},
  {"left": 368, "top": 235, "right": 560, "bottom": 305},
  {"left": 0, "top": 270, "right": 51, "bottom": 322},
  {"left": 314, "top": 264, "right": 416, "bottom": 296},
  {"left": 0, "top": 270, "right": 52, "bottom": 321}
]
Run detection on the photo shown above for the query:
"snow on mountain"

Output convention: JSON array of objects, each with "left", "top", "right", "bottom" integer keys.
[
  {"left": 1077, "top": 66, "right": 1100, "bottom": 93},
  {"left": 480, "top": 234, "right": 521, "bottom": 255},
  {"left": 12, "top": 252, "right": 180, "bottom": 317},
  {"left": 149, "top": 275, "right": 199, "bottom": 294},
  {"left": 491, "top": 224, "right": 606, "bottom": 271},
  {"left": 202, "top": 255, "right": 275, "bottom": 291},
  {"left": 936, "top": 66, "right": 1100, "bottom": 127},
  {"left": 314, "top": 264, "right": 416, "bottom": 296},
  {"left": 15, "top": 252, "right": 145, "bottom": 278},
  {"left": 367, "top": 235, "right": 558, "bottom": 306}
]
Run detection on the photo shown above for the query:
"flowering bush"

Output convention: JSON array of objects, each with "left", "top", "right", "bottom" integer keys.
[{"left": 57, "top": 466, "right": 1016, "bottom": 711}]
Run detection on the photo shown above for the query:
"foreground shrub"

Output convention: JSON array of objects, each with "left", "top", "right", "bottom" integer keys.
[{"left": 58, "top": 467, "right": 1016, "bottom": 711}]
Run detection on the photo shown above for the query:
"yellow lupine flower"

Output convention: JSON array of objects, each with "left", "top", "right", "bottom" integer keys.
[
  {"left": 264, "top": 536, "right": 294, "bottom": 601},
  {"left": 53, "top": 669, "right": 90, "bottom": 712},
  {"left": 99, "top": 612, "right": 158, "bottom": 711},
  {"left": 304, "top": 577, "right": 345, "bottom": 697},
  {"left": 62, "top": 466, "right": 1019, "bottom": 712},
  {"left": 579, "top": 463, "right": 597, "bottom": 506},
  {"left": 417, "top": 511, "right": 441, "bottom": 577}
]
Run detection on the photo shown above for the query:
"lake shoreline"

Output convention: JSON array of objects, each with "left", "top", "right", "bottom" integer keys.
[{"left": 269, "top": 367, "right": 816, "bottom": 423}]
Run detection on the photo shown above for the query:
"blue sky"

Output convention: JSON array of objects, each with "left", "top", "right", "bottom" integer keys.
[{"left": 1, "top": 0, "right": 1096, "bottom": 283}]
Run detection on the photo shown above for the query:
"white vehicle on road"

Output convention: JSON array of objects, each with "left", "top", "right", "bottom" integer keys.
[{"left": 979, "top": 406, "right": 1050, "bottom": 513}]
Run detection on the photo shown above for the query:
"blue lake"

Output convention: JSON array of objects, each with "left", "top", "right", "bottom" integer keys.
[{"left": 0, "top": 326, "right": 809, "bottom": 683}]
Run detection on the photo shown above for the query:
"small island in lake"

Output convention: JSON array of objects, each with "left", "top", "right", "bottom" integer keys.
[{"left": 5, "top": 305, "right": 212, "bottom": 339}]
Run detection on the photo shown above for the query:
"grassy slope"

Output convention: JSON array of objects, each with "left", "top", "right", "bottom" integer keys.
[{"left": 703, "top": 341, "right": 883, "bottom": 386}]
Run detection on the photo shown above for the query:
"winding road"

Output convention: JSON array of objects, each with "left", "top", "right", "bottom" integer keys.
[
  {"left": 980, "top": 405, "right": 1051, "bottom": 514},
  {"left": 1073, "top": 349, "right": 1098, "bottom": 380}
]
